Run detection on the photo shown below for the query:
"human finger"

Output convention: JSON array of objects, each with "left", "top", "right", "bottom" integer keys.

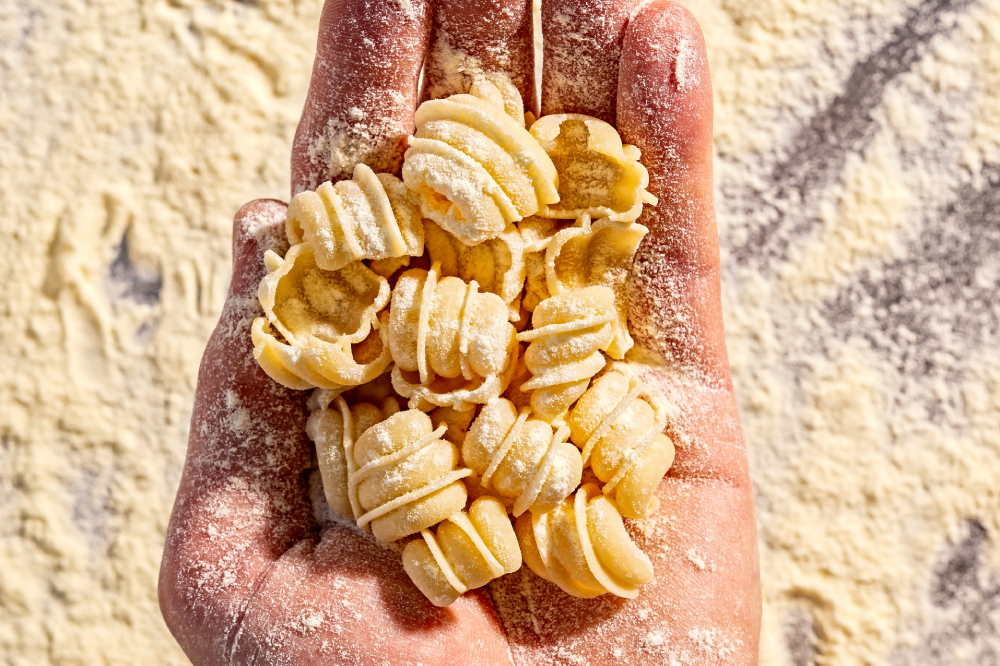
[
  {"left": 540, "top": 0, "right": 639, "bottom": 123},
  {"left": 421, "top": 0, "right": 536, "bottom": 112},
  {"left": 619, "top": 1, "right": 730, "bottom": 389},
  {"left": 159, "top": 200, "right": 316, "bottom": 662},
  {"left": 291, "top": 0, "right": 432, "bottom": 194}
]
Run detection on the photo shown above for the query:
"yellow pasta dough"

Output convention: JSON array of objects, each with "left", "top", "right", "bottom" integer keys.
[
  {"left": 461, "top": 398, "right": 583, "bottom": 516},
  {"left": 516, "top": 286, "right": 617, "bottom": 421},
  {"left": 567, "top": 370, "right": 675, "bottom": 519},
  {"left": 543, "top": 216, "right": 648, "bottom": 359},
  {"left": 402, "top": 81, "right": 559, "bottom": 246},
  {"left": 401, "top": 496, "right": 521, "bottom": 607},
  {"left": 423, "top": 220, "right": 526, "bottom": 320},
  {"left": 306, "top": 391, "right": 400, "bottom": 521},
  {"left": 285, "top": 163, "right": 425, "bottom": 272},
  {"left": 528, "top": 114, "right": 657, "bottom": 222},
  {"left": 350, "top": 409, "right": 471, "bottom": 542},
  {"left": 388, "top": 263, "right": 518, "bottom": 411},
  {"left": 516, "top": 216, "right": 571, "bottom": 314},
  {"left": 251, "top": 242, "right": 392, "bottom": 390},
  {"left": 515, "top": 483, "right": 653, "bottom": 599}
]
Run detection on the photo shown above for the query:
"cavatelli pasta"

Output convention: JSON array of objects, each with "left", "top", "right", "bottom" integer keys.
[
  {"left": 388, "top": 263, "right": 518, "bottom": 411},
  {"left": 461, "top": 398, "right": 582, "bottom": 516},
  {"left": 424, "top": 220, "right": 526, "bottom": 320},
  {"left": 252, "top": 242, "right": 392, "bottom": 390},
  {"left": 306, "top": 391, "right": 400, "bottom": 521},
  {"left": 402, "top": 81, "right": 559, "bottom": 246},
  {"left": 529, "top": 114, "right": 657, "bottom": 222},
  {"left": 543, "top": 216, "right": 648, "bottom": 358},
  {"left": 350, "top": 409, "right": 472, "bottom": 542},
  {"left": 516, "top": 286, "right": 616, "bottom": 421},
  {"left": 402, "top": 496, "right": 521, "bottom": 606},
  {"left": 286, "top": 164, "right": 424, "bottom": 272},
  {"left": 567, "top": 370, "right": 675, "bottom": 519},
  {"left": 515, "top": 483, "right": 653, "bottom": 599}
]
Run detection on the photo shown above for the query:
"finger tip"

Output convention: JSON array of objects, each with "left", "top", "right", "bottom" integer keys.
[{"left": 231, "top": 198, "right": 288, "bottom": 298}]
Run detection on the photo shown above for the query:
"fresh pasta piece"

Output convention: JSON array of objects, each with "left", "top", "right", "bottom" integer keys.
[
  {"left": 424, "top": 220, "right": 526, "bottom": 320},
  {"left": 516, "top": 286, "right": 616, "bottom": 421},
  {"left": 351, "top": 409, "right": 472, "bottom": 542},
  {"left": 306, "top": 391, "right": 400, "bottom": 521},
  {"left": 567, "top": 371, "right": 675, "bottom": 519},
  {"left": 515, "top": 483, "right": 653, "bottom": 599},
  {"left": 251, "top": 242, "right": 392, "bottom": 390},
  {"left": 544, "top": 216, "right": 648, "bottom": 358},
  {"left": 402, "top": 81, "right": 559, "bottom": 245},
  {"left": 517, "top": 216, "right": 570, "bottom": 313},
  {"left": 286, "top": 163, "right": 424, "bottom": 272},
  {"left": 388, "top": 263, "right": 518, "bottom": 411},
  {"left": 402, "top": 496, "right": 521, "bottom": 607},
  {"left": 529, "top": 114, "right": 657, "bottom": 222},
  {"left": 462, "top": 398, "right": 583, "bottom": 516}
]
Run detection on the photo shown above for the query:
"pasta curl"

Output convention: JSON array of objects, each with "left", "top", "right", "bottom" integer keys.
[
  {"left": 252, "top": 242, "right": 391, "bottom": 390},
  {"left": 402, "top": 496, "right": 521, "bottom": 607},
  {"left": 544, "top": 216, "right": 648, "bottom": 358},
  {"left": 516, "top": 286, "right": 616, "bottom": 421},
  {"left": 388, "top": 263, "right": 518, "bottom": 411},
  {"left": 285, "top": 163, "right": 424, "bottom": 272},
  {"left": 461, "top": 398, "right": 583, "bottom": 516},
  {"left": 350, "top": 409, "right": 472, "bottom": 542},
  {"left": 306, "top": 392, "right": 401, "bottom": 521},
  {"left": 567, "top": 370, "right": 675, "bottom": 519},
  {"left": 402, "top": 81, "right": 559, "bottom": 245},
  {"left": 515, "top": 483, "right": 653, "bottom": 599},
  {"left": 529, "top": 114, "right": 657, "bottom": 222},
  {"left": 424, "top": 220, "right": 526, "bottom": 320}
]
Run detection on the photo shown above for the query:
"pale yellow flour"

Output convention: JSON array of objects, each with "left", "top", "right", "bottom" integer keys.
[{"left": 1, "top": 0, "right": 998, "bottom": 664}]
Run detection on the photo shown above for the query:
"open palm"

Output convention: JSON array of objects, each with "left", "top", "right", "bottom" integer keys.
[{"left": 158, "top": 0, "right": 761, "bottom": 663}]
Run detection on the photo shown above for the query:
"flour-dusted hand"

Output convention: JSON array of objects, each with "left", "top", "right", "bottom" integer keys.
[{"left": 159, "top": 1, "right": 761, "bottom": 664}]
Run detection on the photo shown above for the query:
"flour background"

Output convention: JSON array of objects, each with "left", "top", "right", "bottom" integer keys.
[{"left": 1, "top": 0, "right": 998, "bottom": 664}]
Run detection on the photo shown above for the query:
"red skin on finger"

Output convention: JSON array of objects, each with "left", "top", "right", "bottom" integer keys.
[
  {"left": 619, "top": 1, "right": 730, "bottom": 390},
  {"left": 423, "top": 0, "right": 536, "bottom": 112},
  {"left": 291, "top": 0, "right": 431, "bottom": 193},
  {"left": 541, "top": 0, "right": 639, "bottom": 123}
]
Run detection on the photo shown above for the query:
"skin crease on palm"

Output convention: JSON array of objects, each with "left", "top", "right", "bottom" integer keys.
[{"left": 157, "top": 0, "right": 763, "bottom": 663}]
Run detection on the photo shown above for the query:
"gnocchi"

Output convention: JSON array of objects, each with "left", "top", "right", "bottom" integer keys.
[
  {"left": 402, "top": 496, "right": 521, "bottom": 607},
  {"left": 515, "top": 483, "right": 653, "bottom": 598},
  {"left": 388, "top": 263, "right": 518, "bottom": 411},
  {"left": 567, "top": 370, "right": 675, "bottom": 519},
  {"left": 285, "top": 163, "right": 424, "bottom": 272},
  {"left": 402, "top": 81, "right": 559, "bottom": 245},
  {"left": 461, "top": 398, "right": 583, "bottom": 516}
]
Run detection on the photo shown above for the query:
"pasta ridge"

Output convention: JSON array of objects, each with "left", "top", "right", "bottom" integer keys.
[{"left": 515, "top": 483, "right": 653, "bottom": 599}]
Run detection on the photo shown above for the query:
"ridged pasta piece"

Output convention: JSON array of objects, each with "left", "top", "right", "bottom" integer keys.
[
  {"left": 516, "top": 286, "right": 616, "bottom": 421},
  {"left": 543, "top": 216, "right": 648, "bottom": 358},
  {"left": 252, "top": 243, "right": 392, "bottom": 390},
  {"left": 350, "top": 409, "right": 472, "bottom": 542},
  {"left": 529, "top": 114, "right": 657, "bottom": 222},
  {"left": 306, "top": 392, "right": 401, "bottom": 521},
  {"left": 517, "top": 216, "right": 571, "bottom": 314},
  {"left": 567, "top": 371, "right": 675, "bottom": 519},
  {"left": 388, "top": 262, "right": 518, "bottom": 411},
  {"left": 515, "top": 483, "right": 653, "bottom": 599},
  {"left": 402, "top": 496, "right": 521, "bottom": 607},
  {"left": 461, "top": 398, "right": 583, "bottom": 516},
  {"left": 402, "top": 81, "right": 559, "bottom": 246},
  {"left": 424, "top": 220, "right": 526, "bottom": 320},
  {"left": 285, "top": 164, "right": 425, "bottom": 272}
]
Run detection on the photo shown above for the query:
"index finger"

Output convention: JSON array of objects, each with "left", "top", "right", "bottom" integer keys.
[{"left": 291, "top": 0, "right": 432, "bottom": 194}]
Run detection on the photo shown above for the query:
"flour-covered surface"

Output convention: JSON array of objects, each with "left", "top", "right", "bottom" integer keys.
[{"left": 1, "top": 0, "right": 998, "bottom": 664}]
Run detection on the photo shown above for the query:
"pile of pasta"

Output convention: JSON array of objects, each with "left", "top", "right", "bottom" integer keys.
[{"left": 252, "top": 79, "right": 676, "bottom": 606}]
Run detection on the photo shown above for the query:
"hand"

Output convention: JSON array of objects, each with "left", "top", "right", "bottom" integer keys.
[{"left": 158, "top": 0, "right": 761, "bottom": 663}]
